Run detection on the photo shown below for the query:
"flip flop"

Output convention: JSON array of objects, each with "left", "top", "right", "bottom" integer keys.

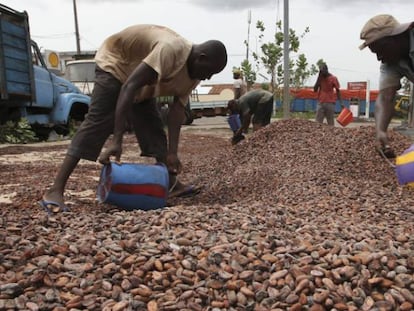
[
  {"left": 169, "top": 185, "right": 202, "bottom": 198},
  {"left": 38, "top": 199, "right": 70, "bottom": 214}
]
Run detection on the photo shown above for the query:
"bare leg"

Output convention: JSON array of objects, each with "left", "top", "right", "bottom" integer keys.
[
  {"left": 375, "top": 87, "right": 399, "bottom": 148},
  {"left": 315, "top": 103, "right": 324, "bottom": 124},
  {"left": 326, "top": 103, "right": 335, "bottom": 126},
  {"left": 42, "top": 154, "right": 80, "bottom": 207}
]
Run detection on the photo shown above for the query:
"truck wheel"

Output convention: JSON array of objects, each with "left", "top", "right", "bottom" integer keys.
[
  {"left": 54, "top": 119, "right": 82, "bottom": 137},
  {"left": 33, "top": 127, "right": 52, "bottom": 141},
  {"left": 183, "top": 102, "right": 194, "bottom": 125},
  {"left": 183, "top": 112, "right": 194, "bottom": 125},
  {"left": 158, "top": 102, "right": 193, "bottom": 126},
  {"left": 54, "top": 124, "right": 70, "bottom": 136}
]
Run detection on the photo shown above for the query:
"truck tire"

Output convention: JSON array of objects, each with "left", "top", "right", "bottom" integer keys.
[
  {"left": 158, "top": 102, "right": 194, "bottom": 126},
  {"left": 54, "top": 104, "right": 89, "bottom": 136},
  {"left": 54, "top": 118, "right": 83, "bottom": 137},
  {"left": 32, "top": 126, "right": 52, "bottom": 141},
  {"left": 183, "top": 102, "right": 194, "bottom": 125},
  {"left": 54, "top": 123, "right": 70, "bottom": 136}
]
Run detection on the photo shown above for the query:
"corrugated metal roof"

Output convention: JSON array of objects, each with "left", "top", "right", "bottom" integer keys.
[{"left": 200, "top": 83, "right": 263, "bottom": 95}]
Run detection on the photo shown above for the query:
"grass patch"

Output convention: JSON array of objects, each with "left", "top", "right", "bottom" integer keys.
[{"left": 0, "top": 119, "right": 38, "bottom": 144}]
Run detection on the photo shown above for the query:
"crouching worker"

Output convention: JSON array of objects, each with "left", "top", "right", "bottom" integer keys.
[
  {"left": 39, "top": 24, "right": 227, "bottom": 213},
  {"left": 227, "top": 89, "right": 274, "bottom": 145}
]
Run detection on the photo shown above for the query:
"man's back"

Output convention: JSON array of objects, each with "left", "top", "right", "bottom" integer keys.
[{"left": 239, "top": 89, "right": 273, "bottom": 113}]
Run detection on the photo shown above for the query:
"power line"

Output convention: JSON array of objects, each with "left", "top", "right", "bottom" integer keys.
[
  {"left": 32, "top": 33, "right": 74, "bottom": 39},
  {"left": 330, "top": 66, "right": 378, "bottom": 75}
]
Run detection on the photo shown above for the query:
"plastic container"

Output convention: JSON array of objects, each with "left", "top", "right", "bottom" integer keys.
[
  {"left": 97, "top": 162, "right": 169, "bottom": 211},
  {"left": 395, "top": 144, "right": 414, "bottom": 188},
  {"left": 227, "top": 113, "right": 241, "bottom": 133},
  {"left": 336, "top": 107, "right": 353, "bottom": 127}
]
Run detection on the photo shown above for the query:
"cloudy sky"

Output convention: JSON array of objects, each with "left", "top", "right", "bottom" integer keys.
[{"left": 2, "top": 0, "right": 412, "bottom": 89}]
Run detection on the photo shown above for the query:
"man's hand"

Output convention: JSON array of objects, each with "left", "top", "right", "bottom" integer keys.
[
  {"left": 166, "top": 153, "right": 182, "bottom": 175},
  {"left": 99, "top": 141, "right": 123, "bottom": 165},
  {"left": 376, "top": 131, "right": 389, "bottom": 150}
]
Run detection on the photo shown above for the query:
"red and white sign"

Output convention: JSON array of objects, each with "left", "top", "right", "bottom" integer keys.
[{"left": 347, "top": 81, "right": 367, "bottom": 90}]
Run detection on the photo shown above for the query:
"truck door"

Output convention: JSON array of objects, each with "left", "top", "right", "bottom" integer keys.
[{"left": 31, "top": 43, "right": 54, "bottom": 109}]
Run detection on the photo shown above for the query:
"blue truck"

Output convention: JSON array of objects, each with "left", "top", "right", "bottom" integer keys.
[{"left": 0, "top": 4, "right": 90, "bottom": 139}]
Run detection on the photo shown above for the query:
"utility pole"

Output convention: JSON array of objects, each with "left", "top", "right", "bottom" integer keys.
[
  {"left": 246, "top": 9, "right": 251, "bottom": 61},
  {"left": 283, "top": 0, "right": 290, "bottom": 119},
  {"left": 365, "top": 79, "right": 370, "bottom": 119},
  {"left": 73, "top": 0, "right": 81, "bottom": 55}
]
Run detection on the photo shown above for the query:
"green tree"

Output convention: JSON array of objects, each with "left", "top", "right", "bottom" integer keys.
[
  {"left": 291, "top": 54, "right": 319, "bottom": 89},
  {"left": 241, "top": 20, "right": 318, "bottom": 101},
  {"left": 240, "top": 59, "right": 256, "bottom": 90}
]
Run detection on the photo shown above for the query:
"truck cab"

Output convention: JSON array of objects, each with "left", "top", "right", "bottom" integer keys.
[
  {"left": 64, "top": 59, "right": 96, "bottom": 96},
  {"left": 0, "top": 3, "right": 90, "bottom": 138},
  {"left": 394, "top": 94, "right": 410, "bottom": 118}
]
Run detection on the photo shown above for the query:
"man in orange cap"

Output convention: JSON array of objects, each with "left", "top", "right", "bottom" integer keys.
[{"left": 360, "top": 14, "right": 414, "bottom": 158}]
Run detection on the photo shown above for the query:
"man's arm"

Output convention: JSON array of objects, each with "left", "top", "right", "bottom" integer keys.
[
  {"left": 99, "top": 62, "right": 158, "bottom": 164},
  {"left": 313, "top": 73, "right": 321, "bottom": 92},
  {"left": 113, "top": 63, "right": 158, "bottom": 141},
  {"left": 375, "top": 86, "right": 399, "bottom": 147},
  {"left": 166, "top": 97, "right": 186, "bottom": 174},
  {"left": 235, "top": 112, "right": 252, "bottom": 136}
]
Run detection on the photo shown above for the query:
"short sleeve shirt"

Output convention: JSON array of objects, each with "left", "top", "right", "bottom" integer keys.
[
  {"left": 95, "top": 24, "right": 198, "bottom": 106},
  {"left": 379, "top": 28, "right": 414, "bottom": 90},
  {"left": 317, "top": 75, "right": 340, "bottom": 103}
]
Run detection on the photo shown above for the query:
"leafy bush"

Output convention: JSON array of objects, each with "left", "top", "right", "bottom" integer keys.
[{"left": 0, "top": 119, "right": 38, "bottom": 144}]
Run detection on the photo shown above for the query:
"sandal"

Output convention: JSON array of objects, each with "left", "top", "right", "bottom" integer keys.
[
  {"left": 38, "top": 199, "right": 70, "bottom": 214},
  {"left": 169, "top": 183, "right": 202, "bottom": 198}
]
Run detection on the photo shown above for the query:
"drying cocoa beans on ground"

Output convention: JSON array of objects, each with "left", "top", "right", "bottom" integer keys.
[{"left": 0, "top": 119, "right": 413, "bottom": 310}]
